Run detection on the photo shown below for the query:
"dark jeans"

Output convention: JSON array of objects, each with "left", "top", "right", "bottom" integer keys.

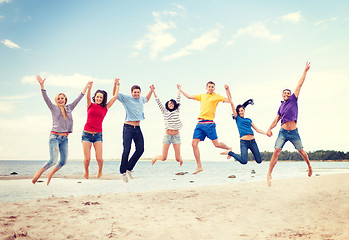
[
  {"left": 120, "top": 124, "right": 144, "bottom": 174},
  {"left": 228, "top": 139, "right": 262, "bottom": 165}
]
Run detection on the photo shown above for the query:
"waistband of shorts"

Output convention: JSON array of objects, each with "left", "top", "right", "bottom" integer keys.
[
  {"left": 280, "top": 127, "right": 298, "bottom": 132},
  {"left": 83, "top": 130, "right": 102, "bottom": 135},
  {"left": 197, "top": 119, "right": 214, "bottom": 124}
]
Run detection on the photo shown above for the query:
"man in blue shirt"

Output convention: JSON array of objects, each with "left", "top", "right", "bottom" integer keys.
[{"left": 113, "top": 81, "right": 154, "bottom": 182}]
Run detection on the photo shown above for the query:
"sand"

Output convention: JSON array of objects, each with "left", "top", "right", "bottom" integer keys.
[{"left": 0, "top": 173, "right": 348, "bottom": 240}]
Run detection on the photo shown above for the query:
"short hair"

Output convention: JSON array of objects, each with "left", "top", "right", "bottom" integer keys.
[
  {"left": 283, "top": 89, "right": 291, "bottom": 94},
  {"left": 92, "top": 90, "right": 108, "bottom": 108},
  {"left": 131, "top": 85, "right": 141, "bottom": 93},
  {"left": 165, "top": 99, "right": 180, "bottom": 112},
  {"left": 206, "top": 81, "right": 215, "bottom": 87}
]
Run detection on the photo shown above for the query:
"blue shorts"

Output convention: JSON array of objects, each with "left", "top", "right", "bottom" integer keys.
[
  {"left": 81, "top": 131, "right": 103, "bottom": 143},
  {"left": 163, "top": 133, "right": 181, "bottom": 144},
  {"left": 274, "top": 128, "right": 303, "bottom": 151},
  {"left": 193, "top": 123, "right": 218, "bottom": 141}
]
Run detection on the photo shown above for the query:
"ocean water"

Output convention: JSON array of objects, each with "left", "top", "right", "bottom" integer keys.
[{"left": 0, "top": 160, "right": 348, "bottom": 202}]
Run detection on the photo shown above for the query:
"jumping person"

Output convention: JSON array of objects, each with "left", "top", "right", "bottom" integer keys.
[
  {"left": 32, "top": 76, "right": 90, "bottom": 185},
  {"left": 178, "top": 82, "right": 231, "bottom": 174},
  {"left": 113, "top": 81, "right": 154, "bottom": 182},
  {"left": 221, "top": 85, "right": 268, "bottom": 164},
  {"left": 266, "top": 62, "right": 313, "bottom": 186},
  {"left": 152, "top": 84, "right": 183, "bottom": 166},
  {"left": 82, "top": 78, "right": 120, "bottom": 179}
]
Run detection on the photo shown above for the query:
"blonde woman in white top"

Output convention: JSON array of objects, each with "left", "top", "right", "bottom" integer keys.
[{"left": 152, "top": 84, "right": 183, "bottom": 166}]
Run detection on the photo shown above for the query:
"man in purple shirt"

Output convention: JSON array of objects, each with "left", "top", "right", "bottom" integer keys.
[{"left": 266, "top": 62, "right": 312, "bottom": 186}]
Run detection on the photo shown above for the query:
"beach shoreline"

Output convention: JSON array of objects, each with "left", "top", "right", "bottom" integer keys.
[{"left": 0, "top": 173, "right": 348, "bottom": 240}]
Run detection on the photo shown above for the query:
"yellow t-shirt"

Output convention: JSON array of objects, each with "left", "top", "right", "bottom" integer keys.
[{"left": 195, "top": 93, "right": 225, "bottom": 120}]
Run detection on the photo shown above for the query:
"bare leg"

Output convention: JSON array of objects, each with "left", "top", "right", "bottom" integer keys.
[
  {"left": 32, "top": 168, "right": 45, "bottom": 184},
  {"left": 267, "top": 148, "right": 282, "bottom": 186},
  {"left": 152, "top": 143, "right": 170, "bottom": 165},
  {"left": 212, "top": 139, "right": 231, "bottom": 150},
  {"left": 192, "top": 139, "right": 203, "bottom": 174},
  {"left": 46, "top": 166, "right": 59, "bottom": 186},
  {"left": 94, "top": 142, "right": 103, "bottom": 178},
  {"left": 298, "top": 149, "right": 312, "bottom": 177},
  {"left": 82, "top": 141, "right": 92, "bottom": 179},
  {"left": 173, "top": 144, "right": 183, "bottom": 166}
]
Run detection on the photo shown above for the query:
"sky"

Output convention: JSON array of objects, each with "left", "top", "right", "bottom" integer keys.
[{"left": 0, "top": 0, "right": 348, "bottom": 162}]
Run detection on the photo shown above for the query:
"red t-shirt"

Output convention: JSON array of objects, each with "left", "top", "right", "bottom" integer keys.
[{"left": 84, "top": 103, "right": 108, "bottom": 132}]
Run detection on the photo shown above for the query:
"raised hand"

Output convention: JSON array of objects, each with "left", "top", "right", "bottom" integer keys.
[
  {"left": 114, "top": 77, "right": 120, "bottom": 85},
  {"left": 177, "top": 84, "right": 181, "bottom": 90},
  {"left": 305, "top": 61, "right": 311, "bottom": 72}
]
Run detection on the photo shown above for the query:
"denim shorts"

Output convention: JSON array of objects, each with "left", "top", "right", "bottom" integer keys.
[
  {"left": 81, "top": 131, "right": 103, "bottom": 143},
  {"left": 274, "top": 128, "right": 303, "bottom": 151},
  {"left": 193, "top": 123, "right": 218, "bottom": 141},
  {"left": 163, "top": 133, "right": 181, "bottom": 144}
]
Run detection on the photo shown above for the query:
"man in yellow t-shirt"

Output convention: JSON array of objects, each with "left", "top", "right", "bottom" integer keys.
[{"left": 178, "top": 81, "right": 231, "bottom": 174}]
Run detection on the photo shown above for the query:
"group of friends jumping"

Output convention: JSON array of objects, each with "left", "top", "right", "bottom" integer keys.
[{"left": 31, "top": 62, "right": 313, "bottom": 187}]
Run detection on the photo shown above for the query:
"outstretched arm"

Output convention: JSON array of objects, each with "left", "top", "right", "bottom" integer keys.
[
  {"left": 267, "top": 115, "right": 281, "bottom": 137},
  {"left": 86, "top": 81, "right": 93, "bottom": 107},
  {"left": 146, "top": 84, "right": 155, "bottom": 102},
  {"left": 294, "top": 61, "right": 311, "bottom": 98},
  {"left": 107, "top": 78, "right": 120, "bottom": 109},
  {"left": 224, "top": 85, "right": 238, "bottom": 118},
  {"left": 36, "top": 76, "right": 46, "bottom": 90},
  {"left": 251, "top": 122, "right": 267, "bottom": 136},
  {"left": 177, "top": 84, "right": 195, "bottom": 100}
]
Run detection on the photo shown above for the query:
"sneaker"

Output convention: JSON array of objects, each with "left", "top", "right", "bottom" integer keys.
[
  {"left": 126, "top": 170, "right": 133, "bottom": 180},
  {"left": 122, "top": 173, "right": 128, "bottom": 183}
]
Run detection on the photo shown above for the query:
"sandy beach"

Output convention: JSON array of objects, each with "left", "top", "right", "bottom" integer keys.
[{"left": 0, "top": 173, "right": 348, "bottom": 240}]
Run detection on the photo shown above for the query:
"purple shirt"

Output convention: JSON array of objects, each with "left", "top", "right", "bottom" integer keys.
[{"left": 277, "top": 93, "right": 298, "bottom": 125}]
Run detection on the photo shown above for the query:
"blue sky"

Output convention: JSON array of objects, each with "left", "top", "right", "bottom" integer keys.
[{"left": 0, "top": 0, "right": 348, "bottom": 161}]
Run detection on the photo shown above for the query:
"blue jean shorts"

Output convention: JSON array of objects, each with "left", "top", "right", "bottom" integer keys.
[
  {"left": 193, "top": 123, "right": 218, "bottom": 141},
  {"left": 82, "top": 131, "right": 103, "bottom": 143},
  {"left": 163, "top": 133, "right": 181, "bottom": 144},
  {"left": 274, "top": 128, "right": 303, "bottom": 151}
]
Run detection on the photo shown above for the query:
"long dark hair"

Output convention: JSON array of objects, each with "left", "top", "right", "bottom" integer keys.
[
  {"left": 92, "top": 90, "right": 108, "bottom": 108},
  {"left": 165, "top": 99, "right": 180, "bottom": 112},
  {"left": 235, "top": 99, "right": 254, "bottom": 118}
]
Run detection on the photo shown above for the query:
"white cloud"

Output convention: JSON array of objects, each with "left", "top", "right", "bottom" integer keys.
[
  {"left": 163, "top": 29, "right": 220, "bottom": 61},
  {"left": 281, "top": 11, "right": 302, "bottom": 23},
  {"left": 0, "top": 16, "right": 5, "bottom": 19},
  {"left": 315, "top": 17, "right": 338, "bottom": 29},
  {"left": 0, "top": 0, "right": 10, "bottom": 4},
  {"left": 1, "top": 39, "right": 21, "bottom": 49},
  {"left": 22, "top": 73, "right": 113, "bottom": 89},
  {"left": 132, "top": 11, "right": 177, "bottom": 60},
  {"left": 228, "top": 22, "right": 282, "bottom": 45},
  {"left": 0, "top": 93, "right": 37, "bottom": 101}
]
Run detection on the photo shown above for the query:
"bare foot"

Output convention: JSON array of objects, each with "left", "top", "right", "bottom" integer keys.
[
  {"left": 46, "top": 172, "right": 53, "bottom": 186},
  {"left": 179, "top": 159, "right": 183, "bottom": 166},
  {"left": 32, "top": 172, "right": 41, "bottom": 184},
  {"left": 267, "top": 175, "right": 272, "bottom": 187},
  {"left": 151, "top": 158, "right": 157, "bottom": 165},
  {"left": 220, "top": 150, "right": 230, "bottom": 155},
  {"left": 84, "top": 171, "right": 89, "bottom": 179},
  {"left": 193, "top": 168, "right": 203, "bottom": 174},
  {"left": 308, "top": 167, "right": 312, "bottom": 177},
  {"left": 32, "top": 168, "right": 45, "bottom": 184},
  {"left": 97, "top": 171, "right": 102, "bottom": 178}
]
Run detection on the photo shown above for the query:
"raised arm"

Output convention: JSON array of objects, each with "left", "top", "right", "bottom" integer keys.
[
  {"left": 224, "top": 85, "right": 238, "bottom": 118},
  {"left": 36, "top": 75, "right": 46, "bottom": 90},
  {"left": 81, "top": 81, "right": 91, "bottom": 95},
  {"left": 267, "top": 115, "right": 281, "bottom": 137},
  {"left": 86, "top": 81, "right": 93, "bottom": 108},
  {"left": 107, "top": 78, "right": 120, "bottom": 109},
  {"left": 294, "top": 61, "right": 311, "bottom": 98},
  {"left": 146, "top": 84, "right": 154, "bottom": 103},
  {"left": 251, "top": 122, "right": 267, "bottom": 136},
  {"left": 177, "top": 84, "right": 195, "bottom": 100}
]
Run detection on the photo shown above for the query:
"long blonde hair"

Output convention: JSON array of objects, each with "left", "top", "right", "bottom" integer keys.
[{"left": 55, "top": 93, "right": 68, "bottom": 119}]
